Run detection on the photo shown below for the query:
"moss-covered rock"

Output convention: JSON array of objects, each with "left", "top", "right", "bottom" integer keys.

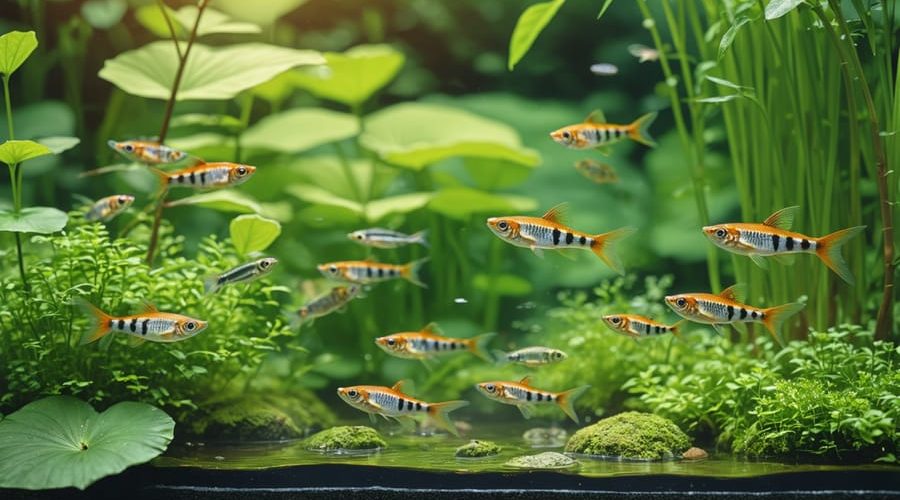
[
  {"left": 565, "top": 411, "right": 690, "bottom": 460},
  {"left": 504, "top": 452, "right": 577, "bottom": 469},
  {"left": 305, "top": 426, "right": 387, "bottom": 452},
  {"left": 455, "top": 440, "right": 502, "bottom": 458}
]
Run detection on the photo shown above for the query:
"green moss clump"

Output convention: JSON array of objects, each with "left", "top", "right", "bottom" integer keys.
[
  {"left": 504, "top": 452, "right": 577, "bottom": 469},
  {"left": 455, "top": 440, "right": 502, "bottom": 458},
  {"left": 565, "top": 411, "right": 690, "bottom": 460},
  {"left": 305, "top": 426, "right": 387, "bottom": 452},
  {"left": 192, "top": 390, "right": 335, "bottom": 441}
]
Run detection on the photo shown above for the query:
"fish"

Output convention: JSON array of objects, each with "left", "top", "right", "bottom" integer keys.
[
  {"left": 298, "top": 285, "right": 362, "bottom": 323},
  {"left": 702, "top": 206, "right": 866, "bottom": 285},
  {"left": 665, "top": 284, "right": 805, "bottom": 340},
  {"left": 602, "top": 314, "right": 682, "bottom": 339},
  {"left": 375, "top": 323, "right": 495, "bottom": 362},
  {"left": 628, "top": 43, "right": 659, "bottom": 62},
  {"left": 78, "top": 299, "right": 207, "bottom": 344},
  {"left": 317, "top": 258, "right": 429, "bottom": 288},
  {"left": 347, "top": 228, "right": 429, "bottom": 249},
  {"left": 486, "top": 203, "right": 636, "bottom": 274},
  {"left": 337, "top": 381, "right": 469, "bottom": 436},
  {"left": 475, "top": 376, "right": 590, "bottom": 423},
  {"left": 152, "top": 162, "right": 256, "bottom": 190},
  {"left": 204, "top": 257, "right": 278, "bottom": 294},
  {"left": 493, "top": 346, "right": 568, "bottom": 367},
  {"left": 575, "top": 159, "right": 619, "bottom": 184},
  {"left": 107, "top": 139, "right": 190, "bottom": 164},
  {"left": 550, "top": 111, "right": 657, "bottom": 149},
  {"left": 85, "top": 194, "right": 134, "bottom": 222},
  {"left": 589, "top": 63, "right": 619, "bottom": 75}
]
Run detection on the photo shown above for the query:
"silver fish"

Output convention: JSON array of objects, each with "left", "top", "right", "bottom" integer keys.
[
  {"left": 348, "top": 228, "right": 428, "bottom": 249},
  {"left": 204, "top": 257, "right": 277, "bottom": 294},
  {"left": 298, "top": 285, "right": 362, "bottom": 323},
  {"left": 494, "top": 346, "right": 568, "bottom": 367}
]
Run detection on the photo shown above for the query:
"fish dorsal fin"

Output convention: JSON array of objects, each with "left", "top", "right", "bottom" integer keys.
[
  {"left": 762, "top": 206, "right": 799, "bottom": 230},
  {"left": 717, "top": 284, "right": 746, "bottom": 302},
  {"left": 584, "top": 110, "right": 606, "bottom": 124},
  {"left": 518, "top": 375, "right": 532, "bottom": 387},
  {"left": 421, "top": 322, "right": 441, "bottom": 334},
  {"left": 391, "top": 380, "right": 405, "bottom": 392},
  {"left": 140, "top": 301, "right": 159, "bottom": 314},
  {"left": 540, "top": 203, "right": 569, "bottom": 225}
]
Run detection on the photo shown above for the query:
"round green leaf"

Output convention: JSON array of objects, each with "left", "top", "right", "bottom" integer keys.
[
  {"left": 508, "top": 0, "right": 565, "bottom": 70},
  {"left": 136, "top": 5, "right": 261, "bottom": 38},
  {"left": 0, "top": 207, "right": 68, "bottom": 234},
  {"left": 0, "top": 396, "right": 174, "bottom": 490},
  {"left": 81, "top": 0, "right": 127, "bottom": 30},
  {"left": 428, "top": 187, "right": 537, "bottom": 221},
  {"left": 166, "top": 191, "right": 262, "bottom": 215},
  {"left": 229, "top": 214, "right": 281, "bottom": 255},
  {"left": 0, "top": 31, "right": 38, "bottom": 77},
  {"left": 242, "top": 108, "right": 359, "bottom": 153},
  {"left": 99, "top": 41, "right": 325, "bottom": 101},
  {"left": 0, "top": 139, "right": 52, "bottom": 165},
  {"left": 214, "top": 0, "right": 309, "bottom": 25},
  {"left": 472, "top": 273, "right": 533, "bottom": 296},
  {"left": 291, "top": 44, "right": 405, "bottom": 108},
  {"left": 359, "top": 103, "right": 540, "bottom": 170},
  {"left": 38, "top": 136, "right": 80, "bottom": 154}
]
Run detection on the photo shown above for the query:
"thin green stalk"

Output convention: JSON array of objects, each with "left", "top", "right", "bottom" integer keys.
[
  {"left": 3, "top": 73, "right": 28, "bottom": 291},
  {"left": 332, "top": 143, "right": 364, "bottom": 204}
]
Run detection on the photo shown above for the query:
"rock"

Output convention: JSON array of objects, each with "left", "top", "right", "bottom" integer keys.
[
  {"left": 504, "top": 452, "right": 578, "bottom": 469},
  {"left": 305, "top": 426, "right": 387, "bottom": 453},
  {"left": 682, "top": 446, "right": 708, "bottom": 460},
  {"left": 565, "top": 411, "right": 690, "bottom": 460},
  {"left": 455, "top": 440, "right": 502, "bottom": 458},
  {"left": 191, "top": 390, "right": 336, "bottom": 441},
  {"left": 522, "top": 427, "right": 568, "bottom": 447}
]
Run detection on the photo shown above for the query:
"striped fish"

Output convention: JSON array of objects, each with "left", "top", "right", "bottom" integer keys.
[
  {"left": 550, "top": 111, "right": 657, "bottom": 149},
  {"left": 317, "top": 258, "right": 428, "bottom": 288},
  {"left": 602, "top": 314, "right": 682, "bottom": 339},
  {"left": 204, "top": 258, "right": 277, "bottom": 294},
  {"left": 375, "top": 323, "right": 495, "bottom": 362},
  {"left": 475, "top": 376, "right": 590, "bottom": 423},
  {"left": 665, "top": 284, "right": 805, "bottom": 341},
  {"left": 493, "top": 346, "right": 568, "bottom": 367},
  {"left": 85, "top": 194, "right": 134, "bottom": 222},
  {"left": 486, "top": 203, "right": 636, "bottom": 274},
  {"left": 107, "top": 139, "right": 189, "bottom": 164},
  {"left": 348, "top": 228, "right": 428, "bottom": 249},
  {"left": 152, "top": 162, "right": 255, "bottom": 190},
  {"left": 703, "top": 206, "right": 866, "bottom": 284},
  {"left": 575, "top": 159, "right": 619, "bottom": 185},
  {"left": 298, "top": 285, "right": 362, "bottom": 323},
  {"left": 337, "top": 381, "right": 469, "bottom": 436},
  {"left": 78, "top": 300, "right": 207, "bottom": 344}
]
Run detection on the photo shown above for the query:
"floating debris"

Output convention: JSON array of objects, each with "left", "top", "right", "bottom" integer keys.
[{"left": 589, "top": 63, "right": 619, "bottom": 75}]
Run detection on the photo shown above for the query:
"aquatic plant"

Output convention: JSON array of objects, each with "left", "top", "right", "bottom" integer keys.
[
  {"left": 456, "top": 439, "right": 503, "bottom": 458},
  {"left": 565, "top": 411, "right": 691, "bottom": 460}
]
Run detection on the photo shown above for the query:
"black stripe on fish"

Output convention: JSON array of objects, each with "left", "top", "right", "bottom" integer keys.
[
  {"left": 786, "top": 237, "right": 794, "bottom": 250},
  {"left": 406, "top": 401, "right": 413, "bottom": 411},
  {"left": 366, "top": 267, "right": 372, "bottom": 278},
  {"left": 377, "top": 268, "right": 384, "bottom": 278},
  {"left": 416, "top": 402, "right": 423, "bottom": 411},
  {"left": 200, "top": 171, "right": 206, "bottom": 185},
  {"left": 141, "top": 318, "right": 150, "bottom": 335},
  {"left": 565, "top": 232, "right": 574, "bottom": 245},
  {"left": 740, "top": 308, "right": 748, "bottom": 319},
  {"left": 579, "top": 235, "right": 587, "bottom": 245},
  {"left": 727, "top": 305, "right": 735, "bottom": 321},
  {"left": 433, "top": 340, "right": 440, "bottom": 351},
  {"left": 117, "top": 319, "right": 125, "bottom": 330},
  {"left": 801, "top": 239, "right": 810, "bottom": 250},
  {"left": 129, "top": 318, "right": 137, "bottom": 332},
  {"left": 177, "top": 174, "right": 185, "bottom": 184},
  {"left": 751, "top": 310, "right": 758, "bottom": 319},
  {"left": 536, "top": 393, "right": 543, "bottom": 401},
  {"left": 397, "top": 398, "right": 405, "bottom": 411},
  {"left": 526, "top": 391, "right": 532, "bottom": 401},
  {"left": 772, "top": 234, "right": 780, "bottom": 251},
  {"left": 189, "top": 171, "right": 196, "bottom": 185},
  {"left": 552, "top": 228, "right": 561, "bottom": 245},
  {"left": 645, "top": 322, "right": 650, "bottom": 335}
]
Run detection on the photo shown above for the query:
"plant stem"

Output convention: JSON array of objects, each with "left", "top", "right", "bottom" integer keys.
[{"left": 3, "top": 74, "right": 29, "bottom": 291}]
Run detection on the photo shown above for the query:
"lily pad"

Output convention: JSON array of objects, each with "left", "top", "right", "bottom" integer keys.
[
  {"left": 99, "top": 41, "right": 324, "bottom": 101},
  {"left": 428, "top": 187, "right": 537, "bottom": 221},
  {"left": 0, "top": 31, "right": 37, "bottom": 76},
  {"left": 291, "top": 44, "right": 405, "bottom": 108},
  {"left": 230, "top": 214, "right": 281, "bottom": 255},
  {"left": 0, "top": 207, "right": 68, "bottom": 234},
  {"left": 360, "top": 102, "right": 540, "bottom": 170},
  {"left": 0, "top": 139, "right": 52, "bottom": 165},
  {"left": 242, "top": 108, "right": 359, "bottom": 153},
  {"left": 81, "top": 0, "right": 127, "bottom": 30},
  {"left": 508, "top": 0, "right": 565, "bottom": 70},
  {"left": 0, "top": 396, "right": 174, "bottom": 490}
]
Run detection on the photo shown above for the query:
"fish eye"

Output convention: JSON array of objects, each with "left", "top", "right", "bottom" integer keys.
[
  {"left": 611, "top": 317, "right": 620, "bottom": 324},
  {"left": 117, "top": 196, "right": 128, "bottom": 204},
  {"left": 497, "top": 220, "right": 509, "bottom": 231},
  {"left": 185, "top": 321, "right": 196, "bottom": 331},
  {"left": 387, "top": 338, "right": 395, "bottom": 346},
  {"left": 562, "top": 131, "right": 571, "bottom": 139},
  {"left": 676, "top": 298, "right": 686, "bottom": 307},
  {"left": 237, "top": 166, "right": 247, "bottom": 175},
  {"left": 485, "top": 384, "right": 495, "bottom": 392},
  {"left": 329, "top": 265, "right": 338, "bottom": 274},
  {"left": 348, "top": 389, "right": 358, "bottom": 398},
  {"left": 124, "top": 144, "right": 134, "bottom": 152},
  {"left": 355, "top": 234, "right": 364, "bottom": 240},
  {"left": 553, "top": 351, "right": 563, "bottom": 358},
  {"left": 260, "top": 260, "right": 270, "bottom": 268},
  {"left": 715, "top": 228, "right": 727, "bottom": 238}
]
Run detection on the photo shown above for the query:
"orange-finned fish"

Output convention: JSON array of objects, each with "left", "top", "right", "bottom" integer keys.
[
  {"left": 475, "top": 376, "right": 590, "bottom": 423},
  {"left": 317, "top": 258, "right": 428, "bottom": 288},
  {"left": 665, "top": 284, "right": 805, "bottom": 340},
  {"left": 486, "top": 203, "right": 636, "bottom": 274},
  {"left": 575, "top": 159, "right": 619, "bottom": 184},
  {"left": 107, "top": 139, "right": 190, "bottom": 164},
  {"left": 375, "top": 323, "right": 495, "bottom": 362},
  {"left": 493, "top": 346, "right": 568, "bottom": 367},
  {"left": 337, "top": 381, "right": 469, "bottom": 436},
  {"left": 78, "top": 300, "right": 207, "bottom": 344},
  {"left": 152, "top": 162, "right": 255, "bottom": 190},
  {"left": 298, "top": 285, "right": 362, "bottom": 323},
  {"left": 550, "top": 111, "right": 657, "bottom": 149},
  {"left": 702, "top": 206, "right": 866, "bottom": 285},
  {"left": 85, "top": 194, "right": 134, "bottom": 222},
  {"left": 602, "top": 314, "right": 682, "bottom": 339}
]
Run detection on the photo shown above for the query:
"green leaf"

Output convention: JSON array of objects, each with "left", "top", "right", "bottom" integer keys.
[
  {"left": 291, "top": 44, "right": 404, "bottom": 108},
  {"left": 242, "top": 108, "right": 359, "bottom": 153},
  {"left": 166, "top": 191, "right": 262, "bottom": 215},
  {"left": 764, "top": 0, "right": 806, "bottom": 20},
  {"left": 597, "top": 0, "right": 615, "bottom": 19},
  {"left": 0, "top": 207, "right": 68, "bottom": 234},
  {"left": 214, "top": 0, "right": 309, "bottom": 26},
  {"left": 0, "top": 139, "right": 52, "bottom": 165},
  {"left": 0, "top": 396, "right": 174, "bottom": 490},
  {"left": 229, "top": 214, "right": 281, "bottom": 255},
  {"left": 718, "top": 16, "right": 751, "bottom": 60},
  {"left": 508, "top": 0, "right": 565, "bottom": 70},
  {"left": 472, "top": 273, "right": 533, "bottom": 296},
  {"left": 81, "top": 0, "right": 128, "bottom": 30},
  {"left": 366, "top": 192, "right": 433, "bottom": 222},
  {"left": 99, "top": 41, "right": 324, "bottom": 101},
  {"left": 286, "top": 184, "right": 363, "bottom": 214},
  {"left": 428, "top": 187, "right": 537, "bottom": 221},
  {"left": 38, "top": 136, "right": 80, "bottom": 154},
  {"left": 169, "top": 113, "right": 244, "bottom": 134},
  {"left": 359, "top": 102, "right": 540, "bottom": 171},
  {"left": 136, "top": 5, "right": 261, "bottom": 38},
  {"left": 0, "top": 31, "right": 38, "bottom": 77}
]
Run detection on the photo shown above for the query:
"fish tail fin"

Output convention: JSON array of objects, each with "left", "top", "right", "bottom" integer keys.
[
  {"left": 203, "top": 275, "right": 221, "bottom": 295},
  {"left": 628, "top": 111, "right": 658, "bottom": 147},
  {"left": 590, "top": 227, "right": 637, "bottom": 275},
  {"left": 556, "top": 385, "right": 590, "bottom": 424},
  {"left": 491, "top": 349, "right": 510, "bottom": 366},
  {"left": 401, "top": 257, "right": 429, "bottom": 288},
  {"left": 671, "top": 320, "right": 686, "bottom": 338},
  {"left": 148, "top": 167, "right": 171, "bottom": 197},
  {"left": 426, "top": 400, "right": 469, "bottom": 437},
  {"left": 411, "top": 229, "right": 429, "bottom": 248},
  {"left": 76, "top": 298, "right": 114, "bottom": 344},
  {"left": 815, "top": 226, "right": 866, "bottom": 285},
  {"left": 761, "top": 302, "right": 805, "bottom": 341},
  {"left": 466, "top": 332, "right": 497, "bottom": 362}
]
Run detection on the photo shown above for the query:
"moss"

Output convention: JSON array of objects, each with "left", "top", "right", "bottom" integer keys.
[
  {"left": 565, "top": 411, "right": 690, "bottom": 460},
  {"left": 455, "top": 440, "right": 502, "bottom": 458},
  {"left": 504, "top": 452, "right": 577, "bottom": 469},
  {"left": 305, "top": 426, "right": 387, "bottom": 452}
]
